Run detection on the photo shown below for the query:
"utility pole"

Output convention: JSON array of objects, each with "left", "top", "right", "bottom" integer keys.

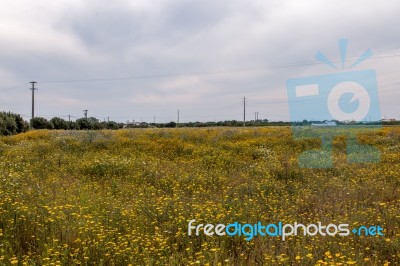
[
  {"left": 83, "top": 110, "right": 88, "bottom": 118},
  {"left": 68, "top": 114, "right": 71, "bottom": 122},
  {"left": 30, "top": 81, "right": 37, "bottom": 120},
  {"left": 107, "top": 117, "right": 109, "bottom": 122},
  {"left": 243, "top": 96, "right": 246, "bottom": 127},
  {"left": 177, "top": 110, "right": 180, "bottom": 127}
]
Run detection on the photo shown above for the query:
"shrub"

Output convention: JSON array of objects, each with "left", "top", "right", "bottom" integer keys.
[
  {"left": 0, "top": 112, "right": 29, "bottom": 135},
  {"left": 50, "top": 117, "right": 69, "bottom": 130},
  {"left": 30, "top": 117, "right": 53, "bottom": 129}
]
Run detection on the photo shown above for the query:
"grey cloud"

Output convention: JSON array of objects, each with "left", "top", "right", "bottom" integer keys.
[
  {"left": 0, "top": 0, "right": 399, "bottom": 121},
  {"left": 58, "top": 0, "right": 229, "bottom": 53}
]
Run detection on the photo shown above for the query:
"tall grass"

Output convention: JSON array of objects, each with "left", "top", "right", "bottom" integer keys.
[{"left": 0, "top": 127, "right": 399, "bottom": 265}]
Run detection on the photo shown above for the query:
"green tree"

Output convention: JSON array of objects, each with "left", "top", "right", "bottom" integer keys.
[
  {"left": 104, "top": 121, "right": 120, "bottom": 130},
  {"left": 0, "top": 112, "right": 29, "bottom": 135},
  {"left": 31, "top": 117, "right": 53, "bottom": 129},
  {"left": 165, "top": 121, "right": 176, "bottom": 128},
  {"left": 50, "top": 117, "right": 69, "bottom": 130},
  {"left": 76, "top": 118, "right": 92, "bottom": 130},
  {"left": 0, "top": 113, "right": 17, "bottom": 135},
  {"left": 13, "top": 114, "right": 29, "bottom": 133}
]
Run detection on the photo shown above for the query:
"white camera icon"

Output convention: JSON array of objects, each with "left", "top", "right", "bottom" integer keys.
[
  {"left": 327, "top": 81, "right": 370, "bottom": 121},
  {"left": 287, "top": 69, "right": 380, "bottom": 123}
]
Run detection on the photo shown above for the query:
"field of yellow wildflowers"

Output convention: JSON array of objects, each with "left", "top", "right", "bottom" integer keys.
[{"left": 0, "top": 127, "right": 399, "bottom": 265}]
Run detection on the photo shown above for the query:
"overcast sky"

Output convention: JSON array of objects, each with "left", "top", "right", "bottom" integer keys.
[{"left": 0, "top": 0, "right": 399, "bottom": 122}]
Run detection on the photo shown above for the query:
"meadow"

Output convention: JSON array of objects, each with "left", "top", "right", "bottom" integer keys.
[{"left": 0, "top": 127, "right": 399, "bottom": 265}]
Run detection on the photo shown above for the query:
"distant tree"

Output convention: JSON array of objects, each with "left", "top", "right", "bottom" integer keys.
[
  {"left": 0, "top": 112, "right": 30, "bottom": 135},
  {"left": 31, "top": 117, "right": 53, "bottom": 129},
  {"left": 50, "top": 117, "right": 69, "bottom": 130},
  {"left": 76, "top": 118, "right": 92, "bottom": 130},
  {"left": 68, "top": 121, "right": 79, "bottom": 130},
  {"left": 88, "top": 117, "right": 103, "bottom": 130},
  {"left": 13, "top": 114, "right": 29, "bottom": 133},
  {"left": 0, "top": 113, "right": 17, "bottom": 135},
  {"left": 88, "top": 117, "right": 99, "bottom": 123},
  {"left": 104, "top": 121, "right": 120, "bottom": 130},
  {"left": 165, "top": 121, "right": 176, "bottom": 128}
]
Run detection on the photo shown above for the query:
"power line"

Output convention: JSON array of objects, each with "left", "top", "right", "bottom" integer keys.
[
  {"left": 0, "top": 83, "right": 28, "bottom": 93},
  {"left": 35, "top": 53, "right": 400, "bottom": 84},
  {"left": 0, "top": 52, "right": 398, "bottom": 94}
]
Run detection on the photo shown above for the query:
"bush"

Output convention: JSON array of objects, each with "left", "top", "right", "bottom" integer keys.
[
  {"left": 76, "top": 117, "right": 104, "bottom": 130},
  {"left": 0, "top": 114, "right": 16, "bottom": 135},
  {"left": 104, "top": 121, "right": 121, "bottom": 130},
  {"left": 165, "top": 121, "right": 176, "bottom": 128},
  {"left": 0, "top": 112, "right": 29, "bottom": 136},
  {"left": 30, "top": 117, "right": 53, "bottom": 130},
  {"left": 50, "top": 117, "right": 69, "bottom": 130},
  {"left": 76, "top": 118, "right": 92, "bottom": 130}
]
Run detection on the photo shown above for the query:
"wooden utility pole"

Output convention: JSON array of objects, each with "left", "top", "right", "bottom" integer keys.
[
  {"left": 176, "top": 110, "right": 180, "bottom": 128},
  {"left": 243, "top": 96, "right": 246, "bottom": 127},
  {"left": 30, "top": 81, "right": 37, "bottom": 120}
]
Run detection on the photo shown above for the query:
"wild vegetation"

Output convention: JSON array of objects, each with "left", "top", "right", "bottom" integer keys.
[
  {"left": 0, "top": 112, "right": 29, "bottom": 136},
  {"left": 0, "top": 127, "right": 399, "bottom": 265}
]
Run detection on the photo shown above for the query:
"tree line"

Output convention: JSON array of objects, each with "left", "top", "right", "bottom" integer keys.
[
  {"left": 0, "top": 111, "right": 398, "bottom": 136},
  {"left": 0, "top": 112, "right": 282, "bottom": 136},
  {"left": 30, "top": 116, "right": 122, "bottom": 130}
]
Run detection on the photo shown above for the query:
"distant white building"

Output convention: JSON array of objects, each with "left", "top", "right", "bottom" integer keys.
[
  {"left": 311, "top": 121, "right": 337, "bottom": 126},
  {"left": 123, "top": 121, "right": 148, "bottom": 128},
  {"left": 381, "top": 119, "right": 396, "bottom": 123}
]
